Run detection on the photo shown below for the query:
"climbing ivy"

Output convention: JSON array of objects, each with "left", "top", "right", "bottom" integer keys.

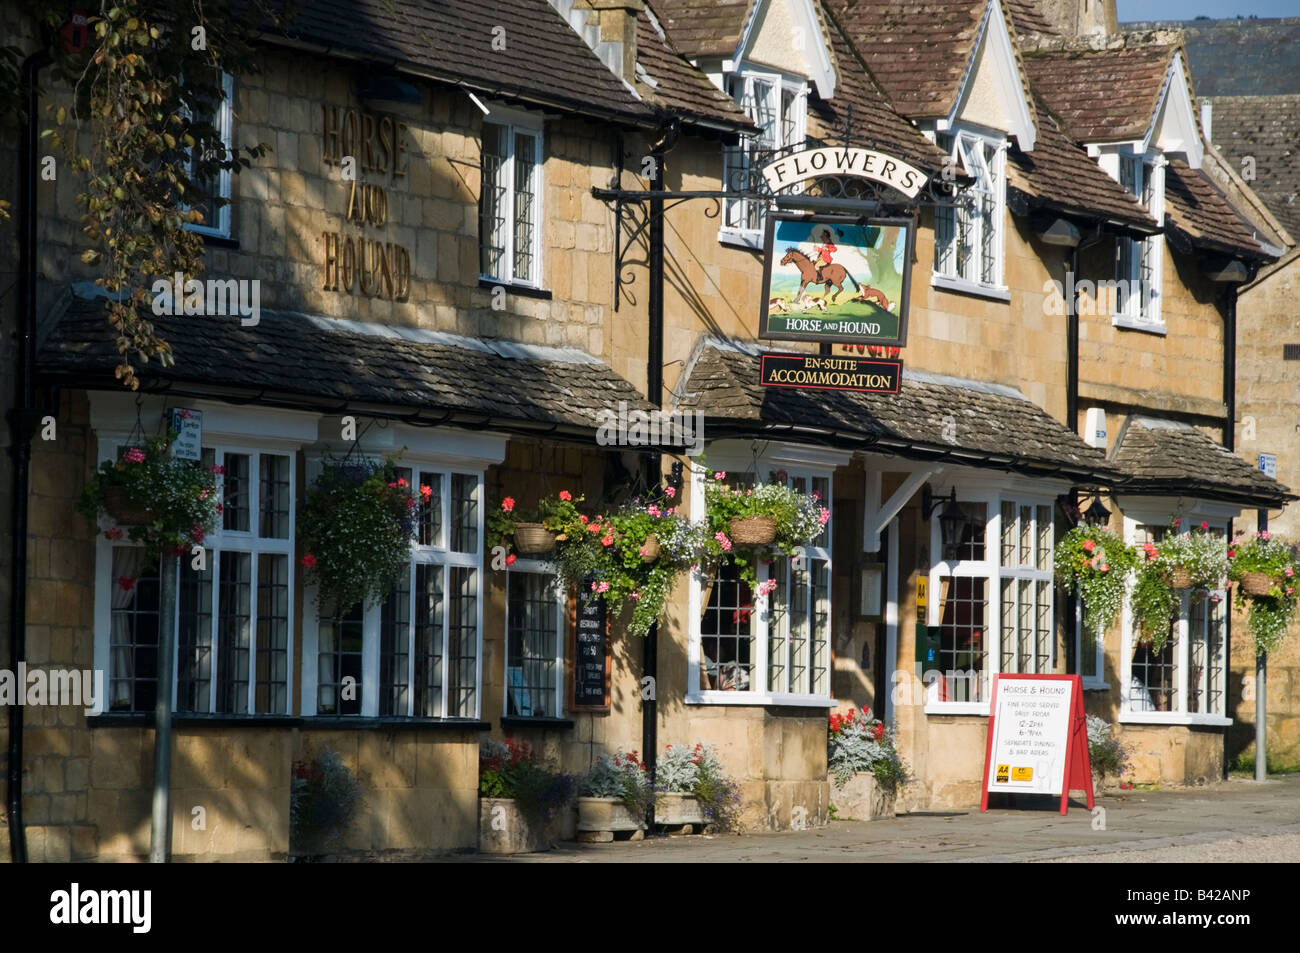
[{"left": 6, "top": 2, "right": 289, "bottom": 388}]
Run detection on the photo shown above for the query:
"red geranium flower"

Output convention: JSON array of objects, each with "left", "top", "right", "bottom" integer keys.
[
  {"left": 502, "top": 497, "right": 515, "bottom": 513},
  {"left": 559, "top": 490, "right": 572, "bottom": 501},
  {"left": 301, "top": 553, "right": 317, "bottom": 569},
  {"left": 118, "top": 576, "right": 136, "bottom": 592},
  {"left": 505, "top": 553, "right": 517, "bottom": 566}
]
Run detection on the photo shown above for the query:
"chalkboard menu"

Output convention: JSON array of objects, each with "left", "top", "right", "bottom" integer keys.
[{"left": 570, "top": 580, "right": 610, "bottom": 711}]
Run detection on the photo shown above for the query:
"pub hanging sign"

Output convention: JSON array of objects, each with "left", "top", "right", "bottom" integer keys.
[{"left": 759, "top": 213, "right": 914, "bottom": 348}]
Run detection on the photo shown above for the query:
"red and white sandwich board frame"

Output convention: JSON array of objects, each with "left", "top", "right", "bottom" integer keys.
[{"left": 979, "top": 674, "right": 1093, "bottom": 815}]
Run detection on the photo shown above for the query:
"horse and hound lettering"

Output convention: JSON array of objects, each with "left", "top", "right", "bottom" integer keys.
[{"left": 760, "top": 214, "right": 913, "bottom": 347}]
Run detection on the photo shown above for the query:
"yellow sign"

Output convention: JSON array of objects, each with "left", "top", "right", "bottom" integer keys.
[
  {"left": 916, "top": 576, "right": 928, "bottom": 609},
  {"left": 1012, "top": 766, "right": 1034, "bottom": 782},
  {"left": 995, "top": 764, "right": 1009, "bottom": 783}
]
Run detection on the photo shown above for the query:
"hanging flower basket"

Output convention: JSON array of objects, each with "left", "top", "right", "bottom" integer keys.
[
  {"left": 514, "top": 523, "right": 557, "bottom": 555},
  {"left": 1240, "top": 571, "right": 1272, "bottom": 597},
  {"left": 640, "top": 533, "right": 661, "bottom": 563},
  {"left": 103, "top": 484, "right": 157, "bottom": 526},
  {"left": 729, "top": 516, "right": 776, "bottom": 546},
  {"left": 1168, "top": 565, "right": 1192, "bottom": 590}
]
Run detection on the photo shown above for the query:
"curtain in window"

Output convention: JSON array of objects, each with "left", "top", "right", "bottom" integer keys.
[{"left": 110, "top": 547, "right": 146, "bottom": 708}]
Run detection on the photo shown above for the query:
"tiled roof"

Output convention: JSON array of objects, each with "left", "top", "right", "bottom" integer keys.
[
  {"left": 1021, "top": 44, "right": 1177, "bottom": 143},
  {"left": 827, "top": 0, "right": 987, "bottom": 120},
  {"left": 1204, "top": 94, "right": 1300, "bottom": 242},
  {"left": 1002, "top": 0, "right": 1058, "bottom": 37},
  {"left": 262, "top": 0, "right": 655, "bottom": 125},
  {"left": 636, "top": 6, "right": 755, "bottom": 133},
  {"left": 1008, "top": 94, "right": 1158, "bottom": 231},
  {"left": 1110, "top": 417, "right": 1293, "bottom": 506},
  {"left": 649, "top": 0, "right": 754, "bottom": 58},
  {"left": 1126, "top": 17, "right": 1300, "bottom": 97},
  {"left": 810, "top": 5, "right": 952, "bottom": 171},
  {"left": 675, "top": 341, "right": 1119, "bottom": 481},
  {"left": 39, "top": 297, "right": 657, "bottom": 436},
  {"left": 1164, "top": 158, "right": 1269, "bottom": 259}
]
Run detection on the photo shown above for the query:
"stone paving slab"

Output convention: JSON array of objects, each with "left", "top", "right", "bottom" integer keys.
[{"left": 461, "top": 775, "right": 1300, "bottom": 863}]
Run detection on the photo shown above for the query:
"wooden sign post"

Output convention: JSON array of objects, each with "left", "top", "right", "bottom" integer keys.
[{"left": 980, "top": 674, "right": 1093, "bottom": 815}]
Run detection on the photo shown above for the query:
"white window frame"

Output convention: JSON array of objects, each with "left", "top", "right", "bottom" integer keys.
[
  {"left": 1113, "top": 151, "right": 1166, "bottom": 330},
  {"left": 302, "top": 462, "right": 485, "bottom": 720},
  {"left": 478, "top": 107, "right": 544, "bottom": 288},
  {"left": 1118, "top": 505, "right": 1233, "bottom": 727},
  {"left": 503, "top": 560, "right": 566, "bottom": 719},
  {"left": 89, "top": 398, "right": 317, "bottom": 717},
  {"left": 931, "top": 126, "right": 1009, "bottom": 300},
  {"left": 183, "top": 71, "right": 235, "bottom": 240},
  {"left": 685, "top": 443, "right": 847, "bottom": 707},
  {"left": 924, "top": 481, "right": 1060, "bottom": 716},
  {"left": 720, "top": 69, "right": 808, "bottom": 248}
]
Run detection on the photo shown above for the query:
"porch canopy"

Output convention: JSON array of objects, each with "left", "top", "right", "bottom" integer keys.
[{"left": 37, "top": 292, "right": 665, "bottom": 447}]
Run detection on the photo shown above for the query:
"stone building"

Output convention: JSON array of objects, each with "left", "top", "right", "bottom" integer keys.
[{"left": 1, "top": 0, "right": 1292, "bottom": 862}]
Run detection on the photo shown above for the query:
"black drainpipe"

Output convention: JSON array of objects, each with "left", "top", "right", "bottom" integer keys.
[{"left": 7, "top": 49, "right": 49, "bottom": 865}]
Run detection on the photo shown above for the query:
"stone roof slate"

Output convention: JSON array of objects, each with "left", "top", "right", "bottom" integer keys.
[
  {"left": 649, "top": 0, "right": 754, "bottom": 58},
  {"left": 1164, "top": 158, "right": 1269, "bottom": 259},
  {"left": 675, "top": 341, "right": 1119, "bottom": 481},
  {"left": 39, "top": 297, "right": 656, "bottom": 435},
  {"left": 635, "top": 7, "right": 756, "bottom": 133},
  {"left": 262, "top": 0, "right": 655, "bottom": 125},
  {"left": 1204, "top": 94, "right": 1300, "bottom": 242},
  {"left": 1007, "top": 94, "right": 1158, "bottom": 231},
  {"left": 1125, "top": 17, "right": 1300, "bottom": 97},
  {"left": 1021, "top": 44, "right": 1177, "bottom": 144},
  {"left": 1110, "top": 417, "right": 1293, "bottom": 506}
]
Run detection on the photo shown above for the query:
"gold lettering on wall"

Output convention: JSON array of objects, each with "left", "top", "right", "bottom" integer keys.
[{"left": 321, "top": 103, "right": 412, "bottom": 299}]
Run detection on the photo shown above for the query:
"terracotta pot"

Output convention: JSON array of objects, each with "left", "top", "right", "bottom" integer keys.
[
  {"left": 1241, "top": 571, "right": 1272, "bottom": 596},
  {"left": 104, "top": 484, "right": 156, "bottom": 526},
  {"left": 729, "top": 516, "right": 776, "bottom": 546},
  {"left": 514, "top": 522, "right": 556, "bottom": 555},
  {"left": 640, "top": 533, "right": 660, "bottom": 563},
  {"left": 829, "top": 772, "right": 896, "bottom": 821}
]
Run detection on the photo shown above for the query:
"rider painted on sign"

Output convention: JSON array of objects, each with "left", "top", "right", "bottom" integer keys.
[{"left": 812, "top": 227, "right": 838, "bottom": 284}]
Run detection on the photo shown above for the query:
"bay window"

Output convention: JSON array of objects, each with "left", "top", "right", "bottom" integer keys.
[
  {"left": 926, "top": 487, "right": 1057, "bottom": 712},
  {"left": 309, "top": 465, "right": 484, "bottom": 719},
  {"left": 933, "top": 129, "right": 1006, "bottom": 294},
  {"left": 1120, "top": 515, "right": 1229, "bottom": 723},
  {"left": 99, "top": 442, "right": 296, "bottom": 714},
  {"left": 688, "top": 452, "right": 841, "bottom": 705}
]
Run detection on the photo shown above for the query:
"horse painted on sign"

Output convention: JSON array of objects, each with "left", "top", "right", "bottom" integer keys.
[{"left": 779, "top": 248, "right": 890, "bottom": 307}]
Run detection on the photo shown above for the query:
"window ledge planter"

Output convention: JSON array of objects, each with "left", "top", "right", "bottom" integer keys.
[
  {"left": 829, "top": 773, "right": 896, "bottom": 821},
  {"left": 478, "top": 797, "right": 573, "bottom": 854},
  {"left": 575, "top": 797, "right": 647, "bottom": 842},
  {"left": 656, "top": 792, "right": 705, "bottom": 830}
]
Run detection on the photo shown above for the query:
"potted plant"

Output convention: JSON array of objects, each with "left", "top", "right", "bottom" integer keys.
[
  {"left": 488, "top": 491, "right": 585, "bottom": 556},
  {"left": 827, "top": 707, "right": 909, "bottom": 820},
  {"left": 1055, "top": 524, "right": 1137, "bottom": 642},
  {"left": 290, "top": 748, "right": 362, "bottom": 860},
  {"left": 655, "top": 742, "right": 742, "bottom": 832},
  {"left": 1086, "top": 715, "right": 1131, "bottom": 793},
  {"left": 576, "top": 751, "right": 654, "bottom": 839},
  {"left": 478, "top": 739, "right": 576, "bottom": 854},
  {"left": 701, "top": 470, "right": 829, "bottom": 589},
  {"left": 78, "top": 425, "right": 220, "bottom": 555},
  {"left": 297, "top": 457, "right": 424, "bottom": 613},
  {"left": 1131, "top": 538, "right": 1180, "bottom": 653},
  {"left": 552, "top": 495, "right": 701, "bottom": 638},
  {"left": 1228, "top": 531, "right": 1300, "bottom": 655}
]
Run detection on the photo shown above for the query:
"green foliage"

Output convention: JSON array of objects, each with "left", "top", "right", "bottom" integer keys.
[
  {"left": 656, "top": 742, "right": 741, "bottom": 831},
  {"left": 827, "top": 707, "right": 909, "bottom": 794},
  {"left": 77, "top": 424, "right": 218, "bottom": 555},
  {"left": 700, "top": 471, "right": 829, "bottom": 589},
  {"left": 1055, "top": 524, "right": 1137, "bottom": 639},
  {"left": 297, "top": 457, "right": 419, "bottom": 613},
  {"left": 580, "top": 751, "right": 656, "bottom": 817},
  {"left": 1086, "top": 715, "right": 1131, "bottom": 781},
  {"left": 290, "top": 749, "right": 361, "bottom": 855},
  {"left": 478, "top": 739, "right": 575, "bottom": 826},
  {"left": 1228, "top": 531, "right": 1300, "bottom": 655},
  {"left": 11, "top": 1, "right": 284, "bottom": 388}
]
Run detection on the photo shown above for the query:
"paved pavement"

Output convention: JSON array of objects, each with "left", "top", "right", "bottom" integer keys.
[{"left": 467, "top": 775, "right": 1300, "bottom": 862}]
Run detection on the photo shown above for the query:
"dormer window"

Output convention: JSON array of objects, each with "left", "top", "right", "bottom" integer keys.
[
  {"left": 721, "top": 71, "right": 807, "bottom": 244},
  {"left": 1115, "top": 153, "right": 1165, "bottom": 328},
  {"left": 183, "top": 71, "right": 235, "bottom": 240},
  {"left": 933, "top": 129, "right": 1007, "bottom": 297}
]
